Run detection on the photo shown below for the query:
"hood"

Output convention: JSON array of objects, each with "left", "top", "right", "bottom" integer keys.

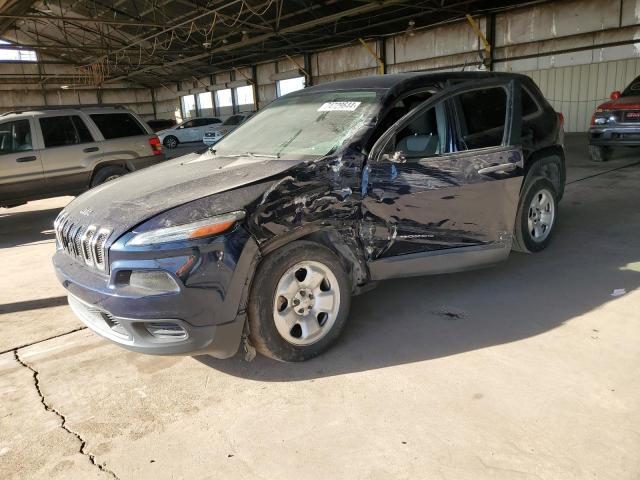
[
  {"left": 60, "top": 152, "right": 305, "bottom": 239},
  {"left": 597, "top": 95, "right": 640, "bottom": 110}
]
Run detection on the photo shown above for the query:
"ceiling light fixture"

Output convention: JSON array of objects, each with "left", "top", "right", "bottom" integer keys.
[
  {"left": 202, "top": 41, "right": 211, "bottom": 48},
  {"left": 241, "top": 31, "right": 249, "bottom": 42},
  {"left": 406, "top": 20, "right": 416, "bottom": 37}
]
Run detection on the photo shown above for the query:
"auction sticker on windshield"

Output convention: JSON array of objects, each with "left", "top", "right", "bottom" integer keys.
[{"left": 318, "top": 101, "right": 361, "bottom": 112}]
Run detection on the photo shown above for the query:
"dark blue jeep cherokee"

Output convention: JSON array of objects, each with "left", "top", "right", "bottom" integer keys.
[{"left": 53, "top": 72, "right": 565, "bottom": 362}]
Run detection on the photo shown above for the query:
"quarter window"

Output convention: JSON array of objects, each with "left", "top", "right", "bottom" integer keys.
[
  {"left": 453, "top": 87, "right": 507, "bottom": 150},
  {"left": 0, "top": 120, "right": 32, "bottom": 154},
  {"left": 89, "top": 113, "right": 146, "bottom": 139},
  {"left": 522, "top": 88, "right": 539, "bottom": 117}
]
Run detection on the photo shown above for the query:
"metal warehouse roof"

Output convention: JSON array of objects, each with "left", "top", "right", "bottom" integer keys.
[{"left": 0, "top": 0, "right": 539, "bottom": 87}]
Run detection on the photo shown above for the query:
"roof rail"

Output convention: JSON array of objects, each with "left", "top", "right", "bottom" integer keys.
[{"left": 0, "top": 104, "right": 127, "bottom": 117}]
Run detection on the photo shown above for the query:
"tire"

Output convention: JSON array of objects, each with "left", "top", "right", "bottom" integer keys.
[
  {"left": 512, "top": 177, "right": 558, "bottom": 253},
  {"left": 248, "top": 241, "right": 351, "bottom": 362},
  {"left": 90, "top": 166, "right": 127, "bottom": 187},
  {"left": 589, "top": 145, "right": 612, "bottom": 162},
  {"left": 163, "top": 135, "right": 179, "bottom": 149}
]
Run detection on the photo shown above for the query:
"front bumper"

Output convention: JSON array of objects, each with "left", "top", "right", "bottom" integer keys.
[
  {"left": 589, "top": 125, "right": 640, "bottom": 146},
  {"left": 53, "top": 228, "right": 259, "bottom": 357}
]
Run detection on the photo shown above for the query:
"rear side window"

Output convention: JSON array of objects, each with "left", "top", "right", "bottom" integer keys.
[
  {"left": 0, "top": 120, "right": 32, "bottom": 154},
  {"left": 522, "top": 88, "right": 539, "bottom": 116},
  {"left": 39, "top": 115, "right": 94, "bottom": 148},
  {"left": 453, "top": 87, "right": 507, "bottom": 150},
  {"left": 89, "top": 113, "right": 146, "bottom": 139}
]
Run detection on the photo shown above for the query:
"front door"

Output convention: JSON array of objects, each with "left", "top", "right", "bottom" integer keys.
[
  {"left": 361, "top": 79, "right": 524, "bottom": 266},
  {"left": 0, "top": 118, "right": 44, "bottom": 205}
]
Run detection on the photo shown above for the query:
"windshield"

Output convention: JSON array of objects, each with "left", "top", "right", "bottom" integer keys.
[
  {"left": 213, "top": 90, "right": 381, "bottom": 158},
  {"left": 622, "top": 75, "right": 640, "bottom": 97}
]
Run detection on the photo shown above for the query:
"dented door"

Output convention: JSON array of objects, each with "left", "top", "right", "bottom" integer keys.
[{"left": 361, "top": 79, "right": 524, "bottom": 260}]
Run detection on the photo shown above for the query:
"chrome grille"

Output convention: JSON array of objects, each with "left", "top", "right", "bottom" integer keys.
[{"left": 54, "top": 213, "right": 111, "bottom": 272}]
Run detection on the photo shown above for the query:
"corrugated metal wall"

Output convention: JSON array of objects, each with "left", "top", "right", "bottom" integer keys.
[{"left": 522, "top": 58, "right": 640, "bottom": 132}]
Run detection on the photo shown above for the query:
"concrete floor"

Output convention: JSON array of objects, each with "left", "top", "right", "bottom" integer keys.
[{"left": 1, "top": 135, "right": 639, "bottom": 479}]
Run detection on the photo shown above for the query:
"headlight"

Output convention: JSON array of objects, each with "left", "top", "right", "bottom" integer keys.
[
  {"left": 593, "top": 110, "right": 616, "bottom": 125},
  {"left": 127, "top": 211, "right": 245, "bottom": 246}
]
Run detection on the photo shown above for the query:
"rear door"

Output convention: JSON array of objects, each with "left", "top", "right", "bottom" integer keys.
[
  {"left": 362, "top": 78, "right": 524, "bottom": 260},
  {"left": 0, "top": 117, "right": 44, "bottom": 204},
  {"left": 37, "top": 113, "right": 100, "bottom": 194}
]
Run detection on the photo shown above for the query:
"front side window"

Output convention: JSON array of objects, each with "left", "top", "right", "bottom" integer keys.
[
  {"left": 39, "top": 115, "right": 94, "bottom": 148},
  {"left": 452, "top": 87, "right": 507, "bottom": 150},
  {"left": 380, "top": 103, "right": 449, "bottom": 159},
  {"left": 180, "top": 120, "right": 196, "bottom": 129},
  {"left": 0, "top": 119, "right": 32, "bottom": 154},
  {"left": 89, "top": 113, "right": 146, "bottom": 139},
  {"left": 215, "top": 90, "right": 380, "bottom": 159}
]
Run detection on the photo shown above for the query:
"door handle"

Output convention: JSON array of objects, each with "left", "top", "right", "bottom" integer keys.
[
  {"left": 83, "top": 146, "right": 99, "bottom": 153},
  {"left": 478, "top": 163, "right": 517, "bottom": 175},
  {"left": 16, "top": 155, "right": 37, "bottom": 163}
]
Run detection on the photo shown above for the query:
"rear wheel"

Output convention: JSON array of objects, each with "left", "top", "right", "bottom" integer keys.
[
  {"left": 164, "top": 135, "right": 179, "bottom": 149},
  {"left": 248, "top": 241, "right": 351, "bottom": 362},
  {"left": 90, "top": 165, "right": 127, "bottom": 187},
  {"left": 512, "top": 177, "right": 557, "bottom": 253},
  {"left": 589, "top": 145, "right": 612, "bottom": 162}
]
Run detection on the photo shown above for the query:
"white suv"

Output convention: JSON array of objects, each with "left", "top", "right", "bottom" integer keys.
[
  {"left": 0, "top": 105, "right": 164, "bottom": 208},
  {"left": 157, "top": 117, "right": 222, "bottom": 149}
]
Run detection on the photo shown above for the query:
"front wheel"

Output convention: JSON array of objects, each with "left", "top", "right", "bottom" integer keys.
[
  {"left": 248, "top": 241, "right": 351, "bottom": 362},
  {"left": 512, "top": 177, "right": 558, "bottom": 253}
]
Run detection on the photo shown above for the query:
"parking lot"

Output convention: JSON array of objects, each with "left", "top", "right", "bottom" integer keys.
[{"left": 1, "top": 134, "right": 639, "bottom": 479}]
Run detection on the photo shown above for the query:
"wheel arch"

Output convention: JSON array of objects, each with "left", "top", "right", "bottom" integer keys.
[
  {"left": 88, "top": 161, "right": 130, "bottom": 187},
  {"left": 259, "top": 224, "right": 370, "bottom": 295},
  {"left": 524, "top": 146, "right": 566, "bottom": 200}
]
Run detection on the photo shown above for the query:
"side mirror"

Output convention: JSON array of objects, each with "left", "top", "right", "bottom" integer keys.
[
  {"left": 610, "top": 91, "right": 621, "bottom": 100},
  {"left": 380, "top": 151, "right": 406, "bottom": 163}
]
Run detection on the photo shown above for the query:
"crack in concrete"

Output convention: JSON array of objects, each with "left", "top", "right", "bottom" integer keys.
[
  {"left": 12, "top": 348, "right": 119, "bottom": 480},
  {"left": 0, "top": 327, "right": 87, "bottom": 355}
]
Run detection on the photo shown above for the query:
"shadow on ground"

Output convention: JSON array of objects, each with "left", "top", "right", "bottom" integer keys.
[
  {"left": 0, "top": 207, "right": 62, "bottom": 248},
  {"left": 197, "top": 160, "right": 640, "bottom": 381}
]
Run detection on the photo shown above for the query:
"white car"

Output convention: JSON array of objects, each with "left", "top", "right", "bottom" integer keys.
[
  {"left": 158, "top": 117, "right": 222, "bottom": 149},
  {"left": 202, "top": 114, "right": 252, "bottom": 146}
]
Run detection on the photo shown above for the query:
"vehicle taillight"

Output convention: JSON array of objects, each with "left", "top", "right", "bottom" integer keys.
[{"left": 148, "top": 136, "right": 162, "bottom": 155}]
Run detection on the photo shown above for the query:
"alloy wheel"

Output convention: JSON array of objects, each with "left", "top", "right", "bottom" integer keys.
[
  {"left": 273, "top": 261, "right": 340, "bottom": 346},
  {"left": 527, "top": 188, "right": 555, "bottom": 242}
]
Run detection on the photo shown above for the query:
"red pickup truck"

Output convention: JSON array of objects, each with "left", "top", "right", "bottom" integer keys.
[{"left": 589, "top": 75, "right": 640, "bottom": 162}]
